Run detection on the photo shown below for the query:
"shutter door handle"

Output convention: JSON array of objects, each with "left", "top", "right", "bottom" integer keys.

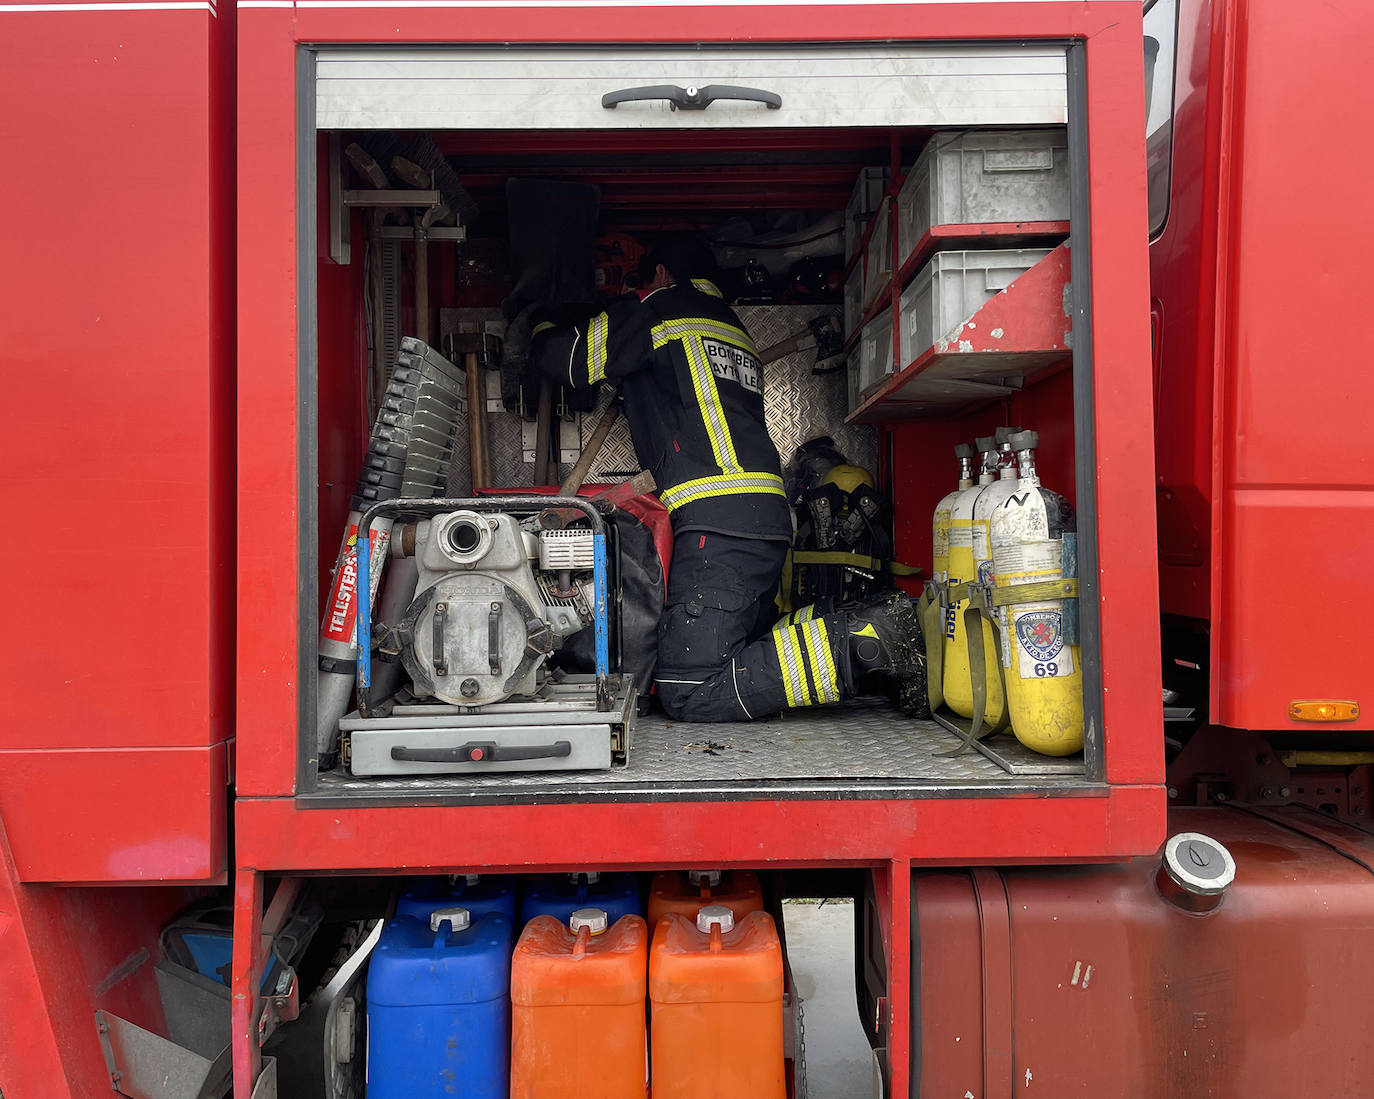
[
  {"left": 390, "top": 740, "right": 573, "bottom": 764},
  {"left": 601, "top": 84, "right": 782, "bottom": 111}
]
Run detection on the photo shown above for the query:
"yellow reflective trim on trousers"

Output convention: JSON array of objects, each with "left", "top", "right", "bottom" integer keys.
[
  {"left": 682, "top": 335, "right": 739, "bottom": 471},
  {"left": 771, "top": 622, "right": 811, "bottom": 707},
  {"left": 587, "top": 312, "right": 609, "bottom": 384},
  {"left": 788, "top": 623, "right": 827, "bottom": 707},
  {"left": 650, "top": 318, "right": 759, "bottom": 356},
  {"left": 659, "top": 472, "right": 785, "bottom": 512},
  {"left": 803, "top": 618, "right": 841, "bottom": 703},
  {"left": 692, "top": 278, "right": 724, "bottom": 298}
]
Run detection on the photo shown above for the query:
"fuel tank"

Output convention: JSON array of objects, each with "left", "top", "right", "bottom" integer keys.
[{"left": 912, "top": 807, "right": 1374, "bottom": 1097}]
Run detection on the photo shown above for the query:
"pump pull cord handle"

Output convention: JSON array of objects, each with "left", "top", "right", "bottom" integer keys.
[{"left": 601, "top": 84, "right": 782, "bottom": 111}]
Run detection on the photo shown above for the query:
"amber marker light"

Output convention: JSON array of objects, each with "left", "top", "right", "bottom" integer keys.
[{"left": 1288, "top": 700, "right": 1360, "bottom": 723}]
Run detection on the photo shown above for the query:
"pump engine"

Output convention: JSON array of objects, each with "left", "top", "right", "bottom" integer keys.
[{"left": 391, "top": 509, "right": 598, "bottom": 707}]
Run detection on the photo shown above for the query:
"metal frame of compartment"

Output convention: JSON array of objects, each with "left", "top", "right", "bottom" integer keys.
[{"left": 232, "top": 5, "right": 1162, "bottom": 1097}]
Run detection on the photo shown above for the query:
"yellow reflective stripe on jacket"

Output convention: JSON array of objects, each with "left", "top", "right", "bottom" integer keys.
[
  {"left": 587, "top": 312, "right": 609, "bottom": 384},
  {"left": 692, "top": 278, "right": 724, "bottom": 298},
  {"left": 650, "top": 317, "right": 757, "bottom": 355},
  {"left": 682, "top": 335, "right": 740, "bottom": 470},
  {"left": 659, "top": 471, "right": 785, "bottom": 512},
  {"left": 771, "top": 622, "right": 812, "bottom": 707}
]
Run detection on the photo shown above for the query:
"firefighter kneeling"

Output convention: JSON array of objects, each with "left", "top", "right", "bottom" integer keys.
[{"left": 532, "top": 236, "right": 926, "bottom": 722}]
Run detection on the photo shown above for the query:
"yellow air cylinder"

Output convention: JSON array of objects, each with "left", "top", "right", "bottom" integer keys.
[
  {"left": 942, "top": 437, "right": 1000, "bottom": 718},
  {"left": 923, "top": 446, "right": 974, "bottom": 712},
  {"left": 931, "top": 445, "right": 974, "bottom": 598},
  {"left": 990, "top": 429, "right": 1084, "bottom": 756}
]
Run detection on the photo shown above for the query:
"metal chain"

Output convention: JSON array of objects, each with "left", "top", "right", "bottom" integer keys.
[{"left": 795, "top": 993, "right": 809, "bottom": 1099}]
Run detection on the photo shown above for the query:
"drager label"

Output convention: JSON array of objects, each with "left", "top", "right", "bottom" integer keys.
[{"left": 703, "top": 338, "right": 762, "bottom": 394}]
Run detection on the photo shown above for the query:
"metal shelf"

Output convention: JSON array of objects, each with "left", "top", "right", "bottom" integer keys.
[
  {"left": 848, "top": 241, "right": 1073, "bottom": 422},
  {"left": 843, "top": 220, "right": 1070, "bottom": 357}
]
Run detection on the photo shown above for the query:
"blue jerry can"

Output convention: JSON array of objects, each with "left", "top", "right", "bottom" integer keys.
[
  {"left": 366, "top": 907, "right": 512, "bottom": 1099},
  {"left": 396, "top": 874, "right": 518, "bottom": 925},
  {"left": 519, "top": 872, "right": 642, "bottom": 927}
]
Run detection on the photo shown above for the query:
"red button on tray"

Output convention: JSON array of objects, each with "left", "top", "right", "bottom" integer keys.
[{"left": 470, "top": 747, "right": 485, "bottom": 761}]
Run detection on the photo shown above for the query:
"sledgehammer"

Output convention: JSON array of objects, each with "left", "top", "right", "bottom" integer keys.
[{"left": 757, "top": 314, "right": 845, "bottom": 373}]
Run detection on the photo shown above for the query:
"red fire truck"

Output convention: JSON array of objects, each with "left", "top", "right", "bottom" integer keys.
[{"left": 2, "top": 0, "right": 1371, "bottom": 1096}]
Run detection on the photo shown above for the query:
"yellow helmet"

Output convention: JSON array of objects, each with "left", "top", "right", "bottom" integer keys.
[{"left": 821, "top": 464, "right": 875, "bottom": 495}]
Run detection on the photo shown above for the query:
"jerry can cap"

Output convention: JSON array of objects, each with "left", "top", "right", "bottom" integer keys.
[
  {"left": 569, "top": 907, "right": 609, "bottom": 935},
  {"left": 567, "top": 871, "right": 601, "bottom": 885},
  {"left": 430, "top": 906, "right": 471, "bottom": 933},
  {"left": 687, "top": 869, "right": 723, "bottom": 887},
  {"left": 696, "top": 904, "right": 735, "bottom": 933}
]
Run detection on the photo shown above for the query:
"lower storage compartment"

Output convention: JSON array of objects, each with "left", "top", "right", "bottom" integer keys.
[{"left": 233, "top": 870, "right": 874, "bottom": 1098}]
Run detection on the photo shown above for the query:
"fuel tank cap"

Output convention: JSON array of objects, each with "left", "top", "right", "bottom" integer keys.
[{"left": 1160, "top": 832, "right": 1236, "bottom": 910}]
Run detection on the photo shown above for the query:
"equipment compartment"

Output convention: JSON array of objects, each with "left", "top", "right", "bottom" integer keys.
[{"left": 303, "top": 120, "right": 1095, "bottom": 804}]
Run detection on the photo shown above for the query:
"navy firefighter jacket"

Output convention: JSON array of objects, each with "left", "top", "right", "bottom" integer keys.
[{"left": 532, "top": 279, "right": 793, "bottom": 542}]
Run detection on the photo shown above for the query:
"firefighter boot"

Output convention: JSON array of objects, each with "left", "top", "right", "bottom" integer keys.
[{"left": 843, "top": 591, "right": 930, "bottom": 717}]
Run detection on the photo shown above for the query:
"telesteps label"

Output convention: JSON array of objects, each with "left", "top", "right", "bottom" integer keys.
[{"left": 321, "top": 525, "right": 391, "bottom": 645}]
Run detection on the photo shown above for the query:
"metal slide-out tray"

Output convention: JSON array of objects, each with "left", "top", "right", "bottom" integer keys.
[
  {"left": 343, "top": 676, "right": 636, "bottom": 776},
  {"left": 315, "top": 697, "right": 1090, "bottom": 805}
]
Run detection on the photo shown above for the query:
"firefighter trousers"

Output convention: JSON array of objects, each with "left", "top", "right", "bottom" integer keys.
[{"left": 654, "top": 531, "right": 853, "bottom": 722}]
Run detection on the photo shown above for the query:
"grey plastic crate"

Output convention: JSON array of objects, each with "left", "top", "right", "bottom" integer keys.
[
  {"left": 845, "top": 165, "right": 888, "bottom": 264},
  {"left": 844, "top": 263, "right": 863, "bottom": 337},
  {"left": 896, "top": 130, "right": 1069, "bottom": 263},
  {"left": 847, "top": 345, "right": 864, "bottom": 414},
  {"left": 857, "top": 308, "right": 895, "bottom": 400},
  {"left": 898, "top": 247, "right": 1052, "bottom": 365},
  {"left": 862, "top": 196, "right": 894, "bottom": 310}
]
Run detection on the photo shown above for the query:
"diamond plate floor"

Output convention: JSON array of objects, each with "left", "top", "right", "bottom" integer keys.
[{"left": 314, "top": 697, "right": 1088, "bottom": 804}]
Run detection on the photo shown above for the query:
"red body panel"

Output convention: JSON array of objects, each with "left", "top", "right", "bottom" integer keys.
[
  {"left": 0, "top": 2, "right": 233, "bottom": 882},
  {"left": 0, "top": 814, "right": 204, "bottom": 1098},
  {"left": 1208, "top": 0, "right": 1374, "bottom": 730},
  {"left": 1151, "top": 0, "right": 1374, "bottom": 729},
  {"left": 234, "top": 786, "right": 1164, "bottom": 873},
  {"left": 912, "top": 807, "right": 1374, "bottom": 1097},
  {"left": 0, "top": 744, "right": 228, "bottom": 885}
]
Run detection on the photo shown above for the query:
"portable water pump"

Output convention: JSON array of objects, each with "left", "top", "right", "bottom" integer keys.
[{"left": 340, "top": 496, "right": 638, "bottom": 776}]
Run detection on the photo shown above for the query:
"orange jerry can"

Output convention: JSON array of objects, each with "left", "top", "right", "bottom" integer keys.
[
  {"left": 647, "top": 869, "right": 764, "bottom": 926},
  {"left": 510, "top": 907, "right": 649, "bottom": 1099},
  {"left": 649, "top": 906, "right": 785, "bottom": 1099}
]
